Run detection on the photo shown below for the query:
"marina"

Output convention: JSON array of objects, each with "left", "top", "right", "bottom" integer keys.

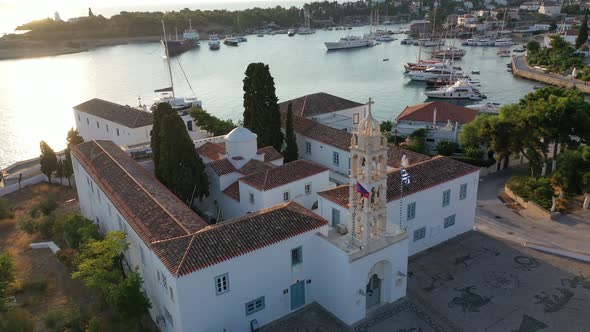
[{"left": 0, "top": 26, "right": 538, "bottom": 168}]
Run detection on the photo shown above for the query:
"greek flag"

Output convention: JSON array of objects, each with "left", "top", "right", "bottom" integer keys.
[{"left": 401, "top": 168, "right": 411, "bottom": 185}]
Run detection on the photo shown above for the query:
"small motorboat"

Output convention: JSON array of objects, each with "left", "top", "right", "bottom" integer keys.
[
  {"left": 471, "top": 70, "right": 480, "bottom": 75},
  {"left": 224, "top": 36, "right": 240, "bottom": 46},
  {"left": 383, "top": 58, "right": 390, "bottom": 62},
  {"left": 533, "top": 85, "right": 544, "bottom": 90},
  {"left": 513, "top": 48, "right": 526, "bottom": 52}
]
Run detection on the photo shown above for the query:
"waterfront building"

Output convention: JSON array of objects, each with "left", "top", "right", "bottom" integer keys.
[
  {"left": 409, "top": 20, "right": 431, "bottom": 37},
  {"left": 194, "top": 126, "right": 330, "bottom": 221},
  {"left": 70, "top": 101, "right": 479, "bottom": 331},
  {"left": 278, "top": 92, "right": 366, "bottom": 132},
  {"left": 538, "top": 3, "right": 562, "bottom": 16},
  {"left": 393, "top": 101, "right": 479, "bottom": 151},
  {"left": 73, "top": 98, "right": 154, "bottom": 148},
  {"left": 520, "top": 1, "right": 542, "bottom": 11},
  {"left": 457, "top": 14, "right": 478, "bottom": 26}
]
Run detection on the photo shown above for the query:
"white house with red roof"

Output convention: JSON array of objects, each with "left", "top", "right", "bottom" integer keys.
[
  {"left": 279, "top": 92, "right": 367, "bottom": 132},
  {"left": 394, "top": 101, "right": 480, "bottom": 151},
  {"left": 195, "top": 126, "right": 330, "bottom": 221}
]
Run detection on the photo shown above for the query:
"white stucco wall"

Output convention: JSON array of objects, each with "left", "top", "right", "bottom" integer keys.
[
  {"left": 308, "top": 105, "right": 366, "bottom": 132},
  {"left": 297, "top": 136, "right": 350, "bottom": 184},
  {"left": 175, "top": 226, "right": 328, "bottom": 332},
  {"left": 74, "top": 110, "right": 152, "bottom": 147},
  {"left": 318, "top": 170, "right": 479, "bottom": 256},
  {"left": 71, "top": 156, "right": 180, "bottom": 332}
]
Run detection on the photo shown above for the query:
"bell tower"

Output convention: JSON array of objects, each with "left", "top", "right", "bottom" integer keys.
[{"left": 348, "top": 98, "right": 388, "bottom": 247}]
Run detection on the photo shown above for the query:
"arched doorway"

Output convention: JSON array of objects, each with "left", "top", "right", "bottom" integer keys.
[
  {"left": 365, "top": 260, "right": 392, "bottom": 310},
  {"left": 366, "top": 274, "right": 381, "bottom": 308}
]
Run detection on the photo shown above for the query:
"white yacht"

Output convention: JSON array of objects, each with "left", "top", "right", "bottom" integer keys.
[
  {"left": 376, "top": 34, "right": 396, "bottom": 42},
  {"left": 424, "top": 80, "right": 483, "bottom": 100},
  {"left": 208, "top": 34, "right": 220, "bottom": 50},
  {"left": 477, "top": 38, "right": 495, "bottom": 46},
  {"left": 494, "top": 38, "right": 513, "bottom": 46},
  {"left": 406, "top": 65, "right": 464, "bottom": 81},
  {"left": 325, "top": 35, "right": 375, "bottom": 50},
  {"left": 466, "top": 102, "right": 501, "bottom": 114}
]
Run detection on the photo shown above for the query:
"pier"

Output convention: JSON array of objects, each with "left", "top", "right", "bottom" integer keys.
[{"left": 512, "top": 55, "right": 590, "bottom": 94}]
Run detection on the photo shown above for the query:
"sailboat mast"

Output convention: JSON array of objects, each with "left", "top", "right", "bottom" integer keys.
[{"left": 161, "top": 20, "right": 176, "bottom": 99}]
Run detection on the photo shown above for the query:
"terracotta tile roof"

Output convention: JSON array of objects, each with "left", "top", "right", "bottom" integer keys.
[
  {"left": 238, "top": 159, "right": 277, "bottom": 176},
  {"left": 279, "top": 92, "right": 364, "bottom": 118},
  {"left": 387, "top": 145, "right": 431, "bottom": 169},
  {"left": 73, "top": 98, "right": 153, "bottom": 128},
  {"left": 397, "top": 101, "right": 478, "bottom": 124},
  {"left": 222, "top": 181, "right": 240, "bottom": 201},
  {"left": 257, "top": 146, "right": 283, "bottom": 162},
  {"left": 151, "top": 202, "right": 327, "bottom": 276},
  {"left": 209, "top": 159, "right": 237, "bottom": 176},
  {"left": 240, "top": 160, "right": 329, "bottom": 191},
  {"left": 196, "top": 142, "right": 226, "bottom": 161},
  {"left": 197, "top": 143, "right": 282, "bottom": 163},
  {"left": 283, "top": 113, "right": 353, "bottom": 151},
  {"left": 71, "top": 140, "right": 208, "bottom": 244},
  {"left": 319, "top": 156, "right": 479, "bottom": 207}
]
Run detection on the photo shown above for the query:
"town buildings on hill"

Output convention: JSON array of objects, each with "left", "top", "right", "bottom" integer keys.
[{"left": 70, "top": 95, "right": 480, "bottom": 331}]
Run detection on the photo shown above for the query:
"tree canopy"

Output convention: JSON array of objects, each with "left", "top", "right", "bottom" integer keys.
[
  {"left": 0, "top": 253, "right": 16, "bottom": 312},
  {"left": 63, "top": 128, "right": 84, "bottom": 186},
  {"left": 527, "top": 35, "right": 584, "bottom": 73},
  {"left": 190, "top": 105, "right": 236, "bottom": 136},
  {"left": 576, "top": 15, "right": 588, "bottom": 49},
  {"left": 39, "top": 141, "right": 57, "bottom": 184},
  {"left": 283, "top": 102, "right": 298, "bottom": 163},
  {"left": 243, "top": 62, "right": 284, "bottom": 151},
  {"left": 553, "top": 146, "right": 590, "bottom": 208},
  {"left": 152, "top": 103, "right": 209, "bottom": 204}
]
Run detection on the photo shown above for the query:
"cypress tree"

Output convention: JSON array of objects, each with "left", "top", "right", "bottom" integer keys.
[
  {"left": 150, "top": 103, "right": 176, "bottom": 181},
  {"left": 40, "top": 141, "right": 57, "bottom": 184},
  {"left": 64, "top": 128, "right": 84, "bottom": 187},
  {"left": 283, "top": 102, "right": 298, "bottom": 162},
  {"left": 157, "top": 111, "right": 209, "bottom": 205},
  {"left": 242, "top": 62, "right": 284, "bottom": 151},
  {"left": 576, "top": 15, "right": 588, "bottom": 49}
]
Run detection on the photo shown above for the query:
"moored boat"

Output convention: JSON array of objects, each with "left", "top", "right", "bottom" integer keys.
[
  {"left": 325, "top": 35, "right": 375, "bottom": 50},
  {"left": 424, "top": 80, "right": 483, "bottom": 100}
]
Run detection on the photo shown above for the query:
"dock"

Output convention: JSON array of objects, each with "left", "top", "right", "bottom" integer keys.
[{"left": 512, "top": 55, "right": 590, "bottom": 94}]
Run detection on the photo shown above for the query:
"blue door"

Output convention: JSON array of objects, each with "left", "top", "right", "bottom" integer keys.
[
  {"left": 331, "top": 208, "right": 340, "bottom": 227},
  {"left": 290, "top": 281, "right": 305, "bottom": 310}
]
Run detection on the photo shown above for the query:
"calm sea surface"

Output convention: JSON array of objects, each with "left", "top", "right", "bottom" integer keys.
[{"left": 0, "top": 27, "right": 537, "bottom": 168}]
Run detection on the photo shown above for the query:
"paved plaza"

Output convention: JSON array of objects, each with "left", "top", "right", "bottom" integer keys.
[{"left": 265, "top": 231, "right": 590, "bottom": 332}]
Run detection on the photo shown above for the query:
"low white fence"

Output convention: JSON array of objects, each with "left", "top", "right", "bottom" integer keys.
[{"left": 0, "top": 175, "right": 72, "bottom": 197}]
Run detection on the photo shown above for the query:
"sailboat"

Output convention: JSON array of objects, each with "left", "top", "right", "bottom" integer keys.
[{"left": 155, "top": 20, "right": 202, "bottom": 114}]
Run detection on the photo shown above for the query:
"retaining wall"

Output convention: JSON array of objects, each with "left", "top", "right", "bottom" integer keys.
[
  {"left": 504, "top": 185, "right": 559, "bottom": 221},
  {"left": 512, "top": 56, "right": 590, "bottom": 94}
]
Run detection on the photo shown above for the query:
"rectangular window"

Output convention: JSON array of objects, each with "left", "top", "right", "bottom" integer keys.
[
  {"left": 413, "top": 227, "right": 426, "bottom": 241},
  {"left": 249, "top": 193, "right": 255, "bottom": 204},
  {"left": 96, "top": 121, "right": 100, "bottom": 128},
  {"left": 333, "top": 152, "right": 340, "bottom": 166},
  {"left": 215, "top": 274, "right": 229, "bottom": 295},
  {"left": 305, "top": 141, "right": 312, "bottom": 155},
  {"left": 106, "top": 124, "right": 109, "bottom": 132},
  {"left": 442, "top": 189, "right": 451, "bottom": 207},
  {"left": 164, "top": 307, "right": 174, "bottom": 327},
  {"left": 116, "top": 128, "right": 120, "bottom": 136},
  {"left": 353, "top": 113, "right": 360, "bottom": 124},
  {"left": 283, "top": 191, "right": 290, "bottom": 201},
  {"left": 117, "top": 215, "right": 123, "bottom": 231},
  {"left": 331, "top": 208, "right": 340, "bottom": 227},
  {"left": 444, "top": 214, "right": 456, "bottom": 228},
  {"left": 291, "top": 246, "right": 302, "bottom": 266},
  {"left": 140, "top": 246, "right": 145, "bottom": 265},
  {"left": 86, "top": 118, "right": 89, "bottom": 125},
  {"left": 407, "top": 202, "right": 416, "bottom": 221},
  {"left": 460, "top": 183, "right": 468, "bottom": 200},
  {"left": 77, "top": 114, "right": 80, "bottom": 121},
  {"left": 162, "top": 275, "right": 168, "bottom": 289},
  {"left": 169, "top": 287, "right": 174, "bottom": 302},
  {"left": 245, "top": 296, "right": 265, "bottom": 315},
  {"left": 305, "top": 183, "right": 311, "bottom": 195}
]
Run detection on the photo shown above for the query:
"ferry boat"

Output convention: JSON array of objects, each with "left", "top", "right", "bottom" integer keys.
[
  {"left": 324, "top": 35, "right": 375, "bottom": 50},
  {"left": 424, "top": 80, "right": 483, "bottom": 100},
  {"left": 209, "top": 34, "right": 221, "bottom": 50}
]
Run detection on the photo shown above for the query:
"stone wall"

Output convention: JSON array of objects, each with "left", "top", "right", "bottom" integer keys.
[{"left": 504, "top": 185, "right": 559, "bottom": 221}]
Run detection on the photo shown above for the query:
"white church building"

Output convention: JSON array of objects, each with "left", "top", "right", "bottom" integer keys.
[{"left": 70, "top": 100, "right": 479, "bottom": 331}]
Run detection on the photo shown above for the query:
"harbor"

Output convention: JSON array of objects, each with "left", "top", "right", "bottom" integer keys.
[{"left": 0, "top": 26, "right": 538, "bottom": 169}]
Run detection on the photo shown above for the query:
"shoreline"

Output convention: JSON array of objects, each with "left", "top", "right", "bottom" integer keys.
[{"left": 0, "top": 35, "right": 162, "bottom": 60}]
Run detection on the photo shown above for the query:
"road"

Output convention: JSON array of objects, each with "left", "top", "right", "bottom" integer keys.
[
  {"left": 475, "top": 170, "right": 590, "bottom": 256},
  {"left": 512, "top": 55, "right": 590, "bottom": 91}
]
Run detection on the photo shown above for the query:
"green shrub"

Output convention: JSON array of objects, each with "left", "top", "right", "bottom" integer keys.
[
  {"left": 464, "top": 146, "right": 484, "bottom": 160},
  {"left": 44, "top": 305, "right": 82, "bottom": 332},
  {"left": 18, "top": 217, "right": 38, "bottom": 235},
  {"left": 38, "top": 214, "right": 56, "bottom": 238},
  {"left": 0, "top": 198, "right": 13, "bottom": 219},
  {"left": 507, "top": 176, "right": 554, "bottom": 210},
  {"left": 56, "top": 248, "right": 77, "bottom": 268},
  {"left": 25, "top": 278, "right": 48, "bottom": 293},
  {"left": 436, "top": 140, "right": 459, "bottom": 156},
  {"left": 85, "top": 317, "right": 101, "bottom": 332},
  {"left": 62, "top": 214, "right": 99, "bottom": 249},
  {"left": 0, "top": 307, "right": 34, "bottom": 332},
  {"left": 29, "top": 196, "right": 58, "bottom": 218}
]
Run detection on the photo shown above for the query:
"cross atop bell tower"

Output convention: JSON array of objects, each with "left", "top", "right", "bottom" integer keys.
[{"left": 348, "top": 98, "right": 388, "bottom": 247}]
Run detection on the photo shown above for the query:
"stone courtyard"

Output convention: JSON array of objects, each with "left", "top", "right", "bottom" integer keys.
[{"left": 264, "top": 231, "right": 590, "bottom": 332}]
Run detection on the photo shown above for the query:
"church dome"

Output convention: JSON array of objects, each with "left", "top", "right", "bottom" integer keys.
[
  {"left": 357, "top": 109, "right": 381, "bottom": 136},
  {"left": 224, "top": 126, "right": 257, "bottom": 142}
]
